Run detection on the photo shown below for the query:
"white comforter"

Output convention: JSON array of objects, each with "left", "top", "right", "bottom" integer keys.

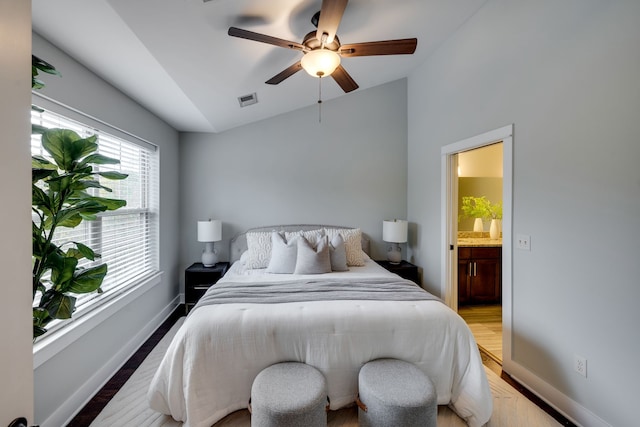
[{"left": 148, "top": 260, "right": 492, "bottom": 427}]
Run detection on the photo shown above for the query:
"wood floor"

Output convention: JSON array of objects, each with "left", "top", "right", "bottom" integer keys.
[{"left": 458, "top": 304, "right": 502, "bottom": 363}]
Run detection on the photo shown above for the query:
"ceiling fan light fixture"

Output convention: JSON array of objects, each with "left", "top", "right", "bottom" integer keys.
[{"left": 301, "top": 48, "right": 340, "bottom": 77}]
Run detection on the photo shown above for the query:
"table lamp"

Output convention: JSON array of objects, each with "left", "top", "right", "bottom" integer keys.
[
  {"left": 198, "top": 219, "right": 222, "bottom": 267},
  {"left": 383, "top": 219, "right": 408, "bottom": 264}
]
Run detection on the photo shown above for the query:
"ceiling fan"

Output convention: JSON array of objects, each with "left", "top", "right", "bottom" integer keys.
[{"left": 227, "top": 0, "right": 418, "bottom": 93}]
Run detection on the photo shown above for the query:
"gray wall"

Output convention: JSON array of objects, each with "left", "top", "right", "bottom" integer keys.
[
  {"left": 31, "top": 33, "right": 181, "bottom": 425},
  {"left": 407, "top": 1, "right": 640, "bottom": 426},
  {"left": 0, "top": 2, "right": 34, "bottom": 424},
  {"left": 180, "top": 79, "right": 408, "bottom": 273}
]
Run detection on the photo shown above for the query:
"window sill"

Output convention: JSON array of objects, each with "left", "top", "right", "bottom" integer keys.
[{"left": 33, "top": 271, "right": 163, "bottom": 368}]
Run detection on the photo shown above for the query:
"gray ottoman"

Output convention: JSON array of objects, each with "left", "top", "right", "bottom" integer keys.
[
  {"left": 357, "top": 359, "right": 437, "bottom": 427},
  {"left": 250, "top": 362, "right": 327, "bottom": 427}
]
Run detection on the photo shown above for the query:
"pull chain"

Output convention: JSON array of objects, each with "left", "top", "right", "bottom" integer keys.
[{"left": 318, "top": 75, "right": 323, "bottom": 123}]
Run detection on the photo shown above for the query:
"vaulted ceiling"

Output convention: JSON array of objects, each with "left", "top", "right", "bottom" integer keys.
[{"left": 32, "top": 0, "right": 486, "bottom": 133}]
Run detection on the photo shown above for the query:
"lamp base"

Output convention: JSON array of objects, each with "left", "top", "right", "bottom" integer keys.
[
  {"left": 387, "top": 243, "right": 402, "bottom": 265},
  {"left": 202, "top": 242, "right": 218, "bottom": 267}
]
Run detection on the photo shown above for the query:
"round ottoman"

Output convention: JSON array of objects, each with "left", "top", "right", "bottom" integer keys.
[
  {"left": 250, "top": 362, "right": 327, "bottom": 427},
  {"left": 358, "top": 358, "right": 437, "bottom": 427}
]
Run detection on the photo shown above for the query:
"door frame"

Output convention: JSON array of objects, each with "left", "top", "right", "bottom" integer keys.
[{"left": 440, "top": 124, "right": 513, "bottom": 363}]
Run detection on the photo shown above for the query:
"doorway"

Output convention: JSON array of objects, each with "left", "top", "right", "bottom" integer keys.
[
  {"left": 457, "top": 143, "right": 503, "bottom": 362},
  {"left": 440, "top": 124, "right": 513, "bottom": 365}
]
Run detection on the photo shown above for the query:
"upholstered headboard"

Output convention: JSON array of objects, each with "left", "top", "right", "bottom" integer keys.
[{"left": 229, "top": 224, "right": 370, "bottom": 263}]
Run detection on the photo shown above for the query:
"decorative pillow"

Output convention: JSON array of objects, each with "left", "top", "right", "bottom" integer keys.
[
  {"left": 294, "top": 235, "right": 331, "bottom": 274},
  {"left": 324, "top": 228, "right": 365, "bottom": 266},
  {"left": 285, "top": 229, "right": 324, "bottom": 246},
  {"left": 266, "top": 231, "right": 298, "bottom": 274},
  {"left": 245, "top": 229, "right": 324, "bottom": 269},
  {"left": 329, "top": 234, "right": 348, "bottom": 272},
  {"left": 245, "top": 231, "right": 273, "bottom": 269}
]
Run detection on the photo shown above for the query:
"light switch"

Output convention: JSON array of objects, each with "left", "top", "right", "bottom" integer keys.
[{"left": 516, "top": 234, "right": 531, "bottom": 251}]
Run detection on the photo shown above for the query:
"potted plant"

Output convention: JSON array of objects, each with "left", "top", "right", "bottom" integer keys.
[
  {"left": 460, "top": 196, "right": 502, "bottom": 237},
  {"left": 31, "top": 56, "right": 128, "bottom": 339},
  {"left": 460, "top": 196, "right": 491, "bottom": 232}
]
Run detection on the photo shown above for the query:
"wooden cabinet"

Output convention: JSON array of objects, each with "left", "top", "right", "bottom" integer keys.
[
  {"left": 185, "top": 262, "right": 230, "bottom": 314},
  {"left": 375, "top": 260, "right": 419, "bottom": 284},
  {"left": 458, "top": 247, "right": 501, "bottom": 305}
]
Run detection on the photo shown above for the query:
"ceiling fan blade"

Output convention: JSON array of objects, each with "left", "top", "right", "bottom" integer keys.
[
  {"left": 228, "top": 27, "right": 305, "bottom": 51},
  {"left": 339, "top": 38, "right": 417, "bottom": 57},
  {"left": 266, "top": 61, "right": 303, "bottom": 85},
  {"left": 316, "top": 0, "right": 348, "bottom": 44},
  {"left": 331, "top": 65, "right": 359, "bottom": 93}
]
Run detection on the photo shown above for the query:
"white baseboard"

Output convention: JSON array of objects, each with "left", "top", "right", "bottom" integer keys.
[
  {"left": 503, "top": 359, "right": 610, "bottom": 427},
  {"left": 39, "top": 294, "right": 181, "bottom": 427}
]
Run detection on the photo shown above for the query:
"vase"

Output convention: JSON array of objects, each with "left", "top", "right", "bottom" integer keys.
[
  {"left": 489, "top": 219, "right": 501, "bottom": 239},
  {"left": 473, "top": 218, "right": 484, "bottom": 233}
]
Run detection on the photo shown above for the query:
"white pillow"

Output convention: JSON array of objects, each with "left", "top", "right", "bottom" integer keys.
[
  {"left": 245, "top": 231, "right": 272, "bottom": 269},
  {"left": 329, "top": 234, "right": 349, "bottom": 272},
  {"left": 245, "top": 229, "right": 324, "bottom": 269},
  {"left": 294, "top": 235, "right": 331, "bottom": 274},
  {"left": 266, "top": 231, "right": 298, "bottom": 274},
  {"left": 324, "top": 228, "right": 365, "bottom": 266}
]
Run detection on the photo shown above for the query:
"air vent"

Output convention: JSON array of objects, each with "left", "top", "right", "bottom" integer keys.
[{"left": 238, "top": 93, "right": 258, "bottom": 108}]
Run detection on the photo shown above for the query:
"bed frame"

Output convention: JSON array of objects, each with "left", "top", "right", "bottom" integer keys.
[{"left": 229, "top": 224, "right": 370, "bottom": 263}]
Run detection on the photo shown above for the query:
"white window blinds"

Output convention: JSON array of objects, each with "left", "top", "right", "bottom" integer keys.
[{"left": 31, "top": 103, "right": 159, "bottom": 316}]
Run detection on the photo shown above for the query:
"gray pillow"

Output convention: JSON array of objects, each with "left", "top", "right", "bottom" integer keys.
[
  {"left": 329, "top": 233, "right": 349, "bottom": 271},
  {"left": 294, "top": 235, "right": 331, "bottom": 274},
  {"left": 266, "top": 231, "right": 298, "bottom": 274}
]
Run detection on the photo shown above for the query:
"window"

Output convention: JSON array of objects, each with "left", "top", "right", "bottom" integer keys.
[{"left": 31, "top": 103, "right": 159, "bottom": 328}]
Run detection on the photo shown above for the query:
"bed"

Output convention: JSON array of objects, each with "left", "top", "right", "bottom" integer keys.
[{"left": 148, "top": 225, "right": 492, "bottom": 427}]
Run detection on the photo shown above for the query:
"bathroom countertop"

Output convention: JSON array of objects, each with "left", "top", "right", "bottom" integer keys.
[{"left": 457, "top": 238, "right": 502, "bottom": 247}]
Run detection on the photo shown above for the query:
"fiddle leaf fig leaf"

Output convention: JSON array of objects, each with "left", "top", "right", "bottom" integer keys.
[
  {"left": 92, "top": 197, "right": 127, "bottom": 210},
  {"left": 48, "top": 253, "right": 78, "bottom": 290},
  {"left": 32, "top": 123, "right": 48, "bottom": 135},
  {"left": 98, "top": 171, "right": 128, "bottom": 180},
  {"left": 32, "top": 156, "right": 57, "bottom": 182},
  {"left": 56, "top": 214, "right": 83, "bottom": 229},
  {"left": 33, "top": 325, "right": 48, "bottom": 339},
  {"left": 32, "top": 185, "right": 52, "bottom": 214},
  {"left": 68, "top": 264, "right": 108, "bottom": 294},
  {"left": 45, "top": 293, "right": 76, "bottom": 319},
  {"left": 70, "top": 179, "right": 112, "bottom": 192},
  {"left": 42, "top": 130, "right": 98, "bottom": 171},
  {"left": 65, "top": 243, "right": 99, "bottom": 261},
  {"left": 32, "top": 168, "right": 56, "bottom": 182},
  {"left": 78, "top": 153, "right": 120, "bottom": 168},
  {"left": 33, "top": 307, "right": 50, "bottom": 323},
  {"left": 76, "top": 242, "right": 99, "bottom": 261},
  {"left": 32, "top": 156, "right": 56, "bottom": 169},
  {"left": 32, "top": 78, "right": 45, "bottom": 90},
  {"left": 32, "top": 55, "right": 61, "bottom": 78}
]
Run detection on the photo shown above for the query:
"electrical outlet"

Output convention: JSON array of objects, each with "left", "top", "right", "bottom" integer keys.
[
  {"left": 516, "top": 234, "right": 531, "bottom": 250},
  {"left": 574, "top": 355, "right": 587, "bottom": 377}
]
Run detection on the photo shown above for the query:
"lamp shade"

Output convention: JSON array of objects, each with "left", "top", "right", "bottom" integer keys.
[
  {"left": 383, "top": 219, "right": 408, "bottom": 243},
  {"left": 197, "top": 219, "right": 222, "bottom": 242},
  {"left": 301, "top": 48, "right": 341, "bottom": 77}
]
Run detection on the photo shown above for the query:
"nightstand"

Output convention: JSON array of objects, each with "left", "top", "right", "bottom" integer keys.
[
  {"left": 185, "top": 262, "right": 230, "bottom": 314},
  {"left": 375, "top": 260, "right": 419, "bottom": 284}
]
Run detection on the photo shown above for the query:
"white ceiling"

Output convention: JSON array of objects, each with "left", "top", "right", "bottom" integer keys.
[{"left": 32, "top": 0, "right": 486, "bottom": 133}]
